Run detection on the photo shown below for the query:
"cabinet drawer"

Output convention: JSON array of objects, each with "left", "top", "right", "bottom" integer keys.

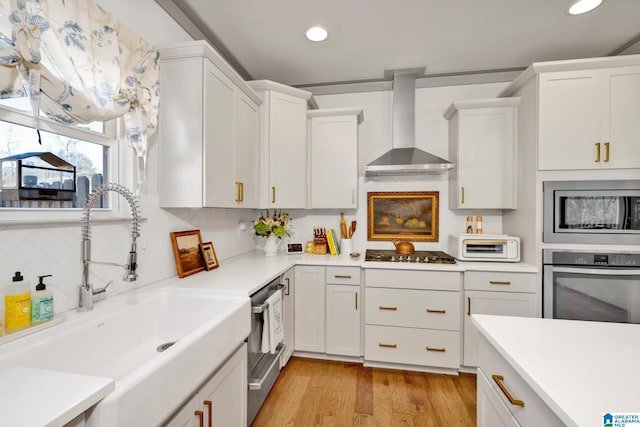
[
  {"left": 365, "top": 288, "right": 460, "bottom": 331},
  {"left": 478, "top": 335, "right": 563, "bottom": 426},
  {"left": 365, "top": 269, "right": 461, "bottom": 291},
  {"left": 326, "top": 266, "right": 361, "bottom": 285},
  {"left": 365, "top": 325, "right": 460, "bottom": 369},
  {"left": 464, "top": 271, "right": 536, "bottom": 293}
]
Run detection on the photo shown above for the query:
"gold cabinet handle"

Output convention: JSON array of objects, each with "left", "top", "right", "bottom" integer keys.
[
  {"left": 467, "top": 296, "right": 471, "bottom": 316},
  {"left": 378, "top": 343, "right": 397, "bottom": 348},
  {"left": 461, "top": 186, "right": 465, "bottom": 204},
  {"left": 379, "top": 306, "right": 398, "bottom": 311},
  {"left": 271, "top": 186, "right": 276, "bottom": 204},
  {"left": 489, "top": 280, "right": 511, "bottom": 285},
  {"left": 426, "top": 308, "right": 446, "bottom": 314},
  {"left": 604, "top": 141, "right": 610, "bottom": 162},
  {"left": 595, "top": 142, "right": 601, "bottom": 162},
  {"left": 195, "top": 410, "right": 204, "bottom": 427},
  {"left": 334, "top": 275, "right": 352, "bottom": 279},
  {"left": 492, "top": 374, "right": 525, "bottom": 407},
  {"left": 204, "top": 400, "right": 212, "bottom": 427},
  {"left": 426, "top": 346, "right": 446, "bottom": 352},
  {"left": 235, "top": 182, "right": 243, "bottom": 202},
  {"left": 355, "top": 291, "right": 358, "bottom": 310}
]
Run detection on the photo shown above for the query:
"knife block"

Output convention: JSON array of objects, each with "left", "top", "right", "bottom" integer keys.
[{"left": 313, "top": 236, "right": 328, "bottom": 254}]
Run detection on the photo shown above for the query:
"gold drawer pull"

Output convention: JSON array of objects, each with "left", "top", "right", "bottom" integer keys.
[
  {"left": 272, "top": 186, "right": 276, "bottom": 203},
  {"left": 195, "top": 410, "right": 204, "bottom": 427},
  {"left": 595, "top": 142, "right": 601, "bottom": 162},
  {"left": 379, "top": 306, "right": 398, "bottom": 311},
  {"left": 492, "top": 374, "right": 525, "bottom": 407},
  {"left": 334, "top": 275, "right": 352, "bottom": 279},
  {"left": 378, "top": 343, "right": 397, "bottom": 348},
  {"left": 426, "top": 308, "right": 446, "bottom": 314},
  {"left": 204, "top": 400, "right": 212, "bottom": 427},
  {"left": 604, "top": 141, "right": 610, "bottom": 162},
  {"left": 489, "top": 280, "right": 511, "bottom": 285},
  {"left": 426, "top": 346, "right": 446, "bottom": 352}
]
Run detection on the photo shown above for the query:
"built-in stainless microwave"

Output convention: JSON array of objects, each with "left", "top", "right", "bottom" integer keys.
[{"left": 543, "top": 180, "right": 640, "bottom": 245}]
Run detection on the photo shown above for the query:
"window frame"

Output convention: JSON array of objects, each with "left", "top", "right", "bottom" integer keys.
[{"left": 0, "top": 104, "right": 133, "bottom": 224}]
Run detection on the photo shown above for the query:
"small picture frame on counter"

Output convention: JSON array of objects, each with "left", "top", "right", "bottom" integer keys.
[
  {"left": 286, "top": 242, "right": 304, "bottom": 254},
  {"left": 200, "top": 241, "right": 219, "bottom": 270},
  {"left": 170, "top": 229, "right": 205, "bottom": 278}
]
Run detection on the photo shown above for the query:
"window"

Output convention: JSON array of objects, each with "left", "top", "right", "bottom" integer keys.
[{"left": 0, "top": 100, "right": 121, "bottom": 220}]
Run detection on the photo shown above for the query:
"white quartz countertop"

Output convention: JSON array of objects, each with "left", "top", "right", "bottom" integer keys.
[
  {"left": 0, "top": 367, "right": 114, "bottom": 427},
  {"left": 472, "top": 314, "right": 640, "bottom": 427},
  {"left": 162, "top": 250, "right": 537, "bottom": 295}
]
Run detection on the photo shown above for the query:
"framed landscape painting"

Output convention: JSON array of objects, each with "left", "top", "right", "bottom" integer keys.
[
  {"left": 170, "top": 229, "right": 205, "bottom": 278},
  {"left": 367, "top": 191, "right": 439, "bottom": 242}
]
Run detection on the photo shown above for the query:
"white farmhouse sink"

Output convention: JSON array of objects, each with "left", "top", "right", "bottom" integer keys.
[{"left": 0, "top": 286, "right": 250, "bottom": 426}]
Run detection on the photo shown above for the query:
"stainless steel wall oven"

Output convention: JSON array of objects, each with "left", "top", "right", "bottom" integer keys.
[
  {"left": 543, "top": 179, "right": 640, "bottom": 245},
  {"left": 543, "top": 249, "right": 640, "bottom": 323}
]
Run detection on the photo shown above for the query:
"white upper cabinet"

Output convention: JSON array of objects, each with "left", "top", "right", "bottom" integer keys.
[
  {"left": 158, "top": 41, "right": 261, "bottom": 208},
  {"left": 444, "top": 98, "right": 520, "bottom": 210},
  {"left": 308, "top": 108, "right": 363, "bottom": 209},
  {"left": 248, "top": 80, "right": 312, "bottom": 209},
  {"left": 539, "top": 65, "right": 640, "bottom": 170}
]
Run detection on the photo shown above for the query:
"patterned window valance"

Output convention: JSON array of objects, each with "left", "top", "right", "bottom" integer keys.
[{"left": 0, "top": 0, "right": 159, "bottom": 190}]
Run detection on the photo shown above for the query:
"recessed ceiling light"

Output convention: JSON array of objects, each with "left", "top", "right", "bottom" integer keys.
[
  {"left": 305, "top": 26, "right": 328, "bottom": 42},
  {"left": 568, "top": 0, "right": 603, "bottom": 15}
]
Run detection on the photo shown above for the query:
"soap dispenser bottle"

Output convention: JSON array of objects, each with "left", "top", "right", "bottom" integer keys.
[
  {"left": 31, "top": 274, "right": 54, "bottom": 325},
  {"left": 5, "top": 271, "right": 31, "bottom": 332}
]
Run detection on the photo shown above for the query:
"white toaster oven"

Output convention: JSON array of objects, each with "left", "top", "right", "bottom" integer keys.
[{"left": 449, "top": 233, "right": 520, "bottom": 262}]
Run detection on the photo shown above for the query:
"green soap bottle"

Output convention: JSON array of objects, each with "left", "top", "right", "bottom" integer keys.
[{"left": 31, "top": 274, "right": 54, "bottom": 325}]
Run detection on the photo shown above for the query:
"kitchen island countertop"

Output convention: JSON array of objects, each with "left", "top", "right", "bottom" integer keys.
[{"left": 472, "top": 314, "right": 640, "bottom": 427}]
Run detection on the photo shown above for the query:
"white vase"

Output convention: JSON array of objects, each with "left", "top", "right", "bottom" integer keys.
[{"left": 263, "top": 235, "right": 282, "bottom": 256}]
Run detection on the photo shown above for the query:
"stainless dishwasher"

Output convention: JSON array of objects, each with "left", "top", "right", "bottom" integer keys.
[{"left": 247, "top": 277, "right": 285, "bottom": 425}]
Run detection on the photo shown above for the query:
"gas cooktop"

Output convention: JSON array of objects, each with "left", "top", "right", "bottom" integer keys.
[{"left": 365, "top": 249, "right": 457, "bottom": 264}]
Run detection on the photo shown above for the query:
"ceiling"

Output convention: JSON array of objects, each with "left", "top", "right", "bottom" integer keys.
[{"left": 156, "top": 0, "right": 640, "bottom": 88}]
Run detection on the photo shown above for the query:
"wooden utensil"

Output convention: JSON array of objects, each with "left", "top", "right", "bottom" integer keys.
[
  {"left": 340, "top": 212, "right": 347, "bottom": 239},
  {"left": 350, "top": 220, "right": 356, "bottom": 238}
]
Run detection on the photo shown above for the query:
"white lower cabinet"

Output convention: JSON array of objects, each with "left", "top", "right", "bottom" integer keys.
[
  {"left": 294, "top": 266, "right": 326, "bottom": 353},
  {"left": 477, "top": 369, "right": 520, "bottom": 427},
  {"left": 364, "top": 269, "right": 462, "bottom": 371},
  {"left": 463, "top": 271, "right": 537, "bottom": 367},
  {"left": 281, "top": 267, "right": 295, "bottom": 366},
  {"left": 477, "top": 335, "right": 563, "bottom": 426},
  {"left": 294, "top": 266, "right": 362, "bottom": 357},
  {"left": 165, "top": 343, "right": 247, "bottom": 427}
]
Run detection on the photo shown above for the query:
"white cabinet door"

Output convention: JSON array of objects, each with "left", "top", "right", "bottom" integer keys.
[
  {"left": 477, "top": 369, "right": 520, "bottom": 427},
  {"left": 446, "top": 99, "right": 519, "bottom": 209},
  {"left": 601, "top": 66, "right": 640, "bottom": 169},
  {"left": 309, "top": 109, "right": 362, "bottom": 209},
  {"left": 538, "top": 70, "right": 600, "bottom": 170},
  {"left": 199, "top": 345, "right": 247, "bottom": 427},
  {"left": 538, "top": 65, "right": 640, "bottom": 170},
  {"left": 165, "top": 343, "right": 247, "bottom": 427},
  {"left": 463, "top": 290, "right": 536, "bottom": 367},
  {"left": 232, "top": 90, "right": 260, "bottom": 207},
  {"left": 294, "top": 266, "right": 326, "bottom": 353},
  {"left": 203, "top": 60, "right": 236, "bottom": 207},
  {"left": 326, "top": 284, "right": 360, "bottom": 356},
  {"left": 281, "top": 267, "right": 295, "bottom": 366}
]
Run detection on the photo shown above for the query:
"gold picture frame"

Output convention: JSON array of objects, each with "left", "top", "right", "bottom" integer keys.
[
  {"left": 200, "top": 241, "right": 219, "bottom": 270},
  {"left": 170, "top": 230, "right": 205, "bottom": 278},
  {"left": 367, "top": 191, "right": 439, "bottom": 242}
]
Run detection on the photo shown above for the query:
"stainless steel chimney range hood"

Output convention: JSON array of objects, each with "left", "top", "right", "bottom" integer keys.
[{"left": 365, "top": 68, "right": 454, "bottom": 176}]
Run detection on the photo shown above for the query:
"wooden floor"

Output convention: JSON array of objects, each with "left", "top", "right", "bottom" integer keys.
[{"left": 252, "top": 357, "right": 477, "bottom": 427}]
